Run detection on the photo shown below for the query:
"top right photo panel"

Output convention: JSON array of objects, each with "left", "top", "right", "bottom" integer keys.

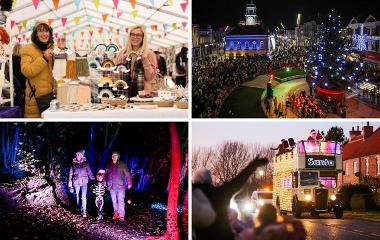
[{"left": 192, "top": 0, "right": 380, "bottom": 118}]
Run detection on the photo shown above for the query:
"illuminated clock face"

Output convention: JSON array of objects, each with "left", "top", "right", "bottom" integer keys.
[{"left": 247, "top": 16, "right": 253, "bottom": 24}]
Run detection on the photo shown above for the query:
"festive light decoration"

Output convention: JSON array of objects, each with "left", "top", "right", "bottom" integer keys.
[{"left": 305, "top": 9, "right": 363, "bottom": 93}]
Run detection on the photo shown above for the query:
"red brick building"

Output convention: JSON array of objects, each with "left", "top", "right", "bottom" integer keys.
[{"left": 339, "top": 122, "right": 380, "bottom": 186}]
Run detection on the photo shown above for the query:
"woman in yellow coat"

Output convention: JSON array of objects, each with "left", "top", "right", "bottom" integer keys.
[{"left": 21, "top": 22, "right": 54, "bottom": 118}]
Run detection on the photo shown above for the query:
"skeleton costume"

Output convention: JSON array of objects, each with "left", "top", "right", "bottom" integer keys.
[{"left": 91, "top": 169, "right": 107, "bottom": 220}]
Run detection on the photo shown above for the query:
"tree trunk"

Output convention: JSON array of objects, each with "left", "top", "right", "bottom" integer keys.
[
  {"left": 146, "top": 123, "right": 180, "bottom": 240},
  {"left": 88, "top": 122, "right": 97, "bottom": 173}
]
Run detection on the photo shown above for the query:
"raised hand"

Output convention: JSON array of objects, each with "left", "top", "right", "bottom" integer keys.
[{"left": 252, "top": 155, "right": 268, "bottom": 169}]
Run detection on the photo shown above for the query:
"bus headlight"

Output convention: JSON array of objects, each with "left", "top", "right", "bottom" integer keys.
[
  {"left": 258, "top": 200, "right": 265, "bottom": 206},
  {"left": 305, "top": 194, "right": 312, "bottom": 201},
  {"left": 330, "top": 194, "right": 337, "bottom": 201},
  {"left": 244, "top": 202, "right": 254, "bottom": 212}
]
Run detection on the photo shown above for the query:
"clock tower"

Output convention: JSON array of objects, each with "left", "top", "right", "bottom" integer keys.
[{"left": 245, "top": 0, "right": 257, "bottom": 25}]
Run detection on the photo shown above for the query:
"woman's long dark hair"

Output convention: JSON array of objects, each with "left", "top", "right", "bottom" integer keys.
[{"left": 31, "top": 23, "right": 54, "bottom": 50}]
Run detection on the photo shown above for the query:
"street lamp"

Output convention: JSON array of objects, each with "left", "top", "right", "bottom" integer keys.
[{"left": 259, "top": 170, "right": 264, "bottom": 176}]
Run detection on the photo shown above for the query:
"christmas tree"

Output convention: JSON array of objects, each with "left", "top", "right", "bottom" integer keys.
[{"left": 305, "top": 10, "right": 362, "bottom": 94}]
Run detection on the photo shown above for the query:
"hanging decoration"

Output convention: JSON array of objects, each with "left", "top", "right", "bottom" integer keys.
[
  {"left": 74, "top": 16, "right": 80, "bottom": 25},
  {"left": 112, "top": 0, "right": 119, "bottom": 9},
  {"left": 74, "top": 0, "right": 81, "bottom": 9},
  {"left": 131, "top": 9, "right": 138, "bottom": 18},
  {"left": 93, "top": 0, "right": 99, "bottom": 10},
  {"left": 180, "top": 2, "right": 188, "bottom": 13},
  {"left": 130, "top": 0, "right": 136, "bottom": 9},
  {"left": 61, "top": 17, "right": 67, "bottom": 27},
  {"left": 52, "top": 0, "right": 59, "bottom": 11},
  {"left": 102, "top": 13, "right": 108, "bottom": 23},
  {"left": 32, "top": 0, "right": 39, "bottom": 10}
]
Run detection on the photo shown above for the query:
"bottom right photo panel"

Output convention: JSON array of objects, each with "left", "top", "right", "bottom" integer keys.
[{"left": 192, "top": 121, "right": 380, "bottom": 240}]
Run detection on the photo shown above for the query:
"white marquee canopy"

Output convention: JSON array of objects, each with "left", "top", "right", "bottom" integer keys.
[{"left": 10, "top": 0, "right": 189, "bottom": 50}]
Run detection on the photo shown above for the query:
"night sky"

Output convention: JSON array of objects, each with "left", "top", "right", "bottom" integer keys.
[{"left": 193, "top": 0, "right": 379, "bottom": 30}]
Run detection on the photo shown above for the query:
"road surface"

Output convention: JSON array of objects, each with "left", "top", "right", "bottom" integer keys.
[{"left": 300, "top": 215, "right": 380, "bottom": 240}]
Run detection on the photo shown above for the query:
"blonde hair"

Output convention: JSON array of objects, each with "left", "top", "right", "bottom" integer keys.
[
  {"left": 12, "top": 43, "right": 22, "bottom": 57},
  {"left": 116, "top": 25, "right": 148, "bottom": 63}
]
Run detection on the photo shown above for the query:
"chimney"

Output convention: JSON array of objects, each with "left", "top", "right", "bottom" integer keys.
[
  {"left": 349, "top": 126, "right": 361, "bottom": 141},
  {"left": 363, "top": 122, "right": 374, "bottom": 140}
]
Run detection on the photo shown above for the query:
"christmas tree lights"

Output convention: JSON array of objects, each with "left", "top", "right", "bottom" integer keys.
[{"left": 305, "top": 10, "right": 363, "bottom": 93}]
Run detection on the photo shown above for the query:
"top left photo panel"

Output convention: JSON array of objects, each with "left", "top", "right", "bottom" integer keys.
[{"left": 0, "top": 0, "right": 189, "bottom": 119}]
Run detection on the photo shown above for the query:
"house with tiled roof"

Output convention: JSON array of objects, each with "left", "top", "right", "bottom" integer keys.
[{"left": 339, "top": 122, "right": 380, "bottom": 186}]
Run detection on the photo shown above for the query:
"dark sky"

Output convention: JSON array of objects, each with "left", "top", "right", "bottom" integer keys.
[{"left": 193, "top": 0, "right": 379, "bottom": 30}]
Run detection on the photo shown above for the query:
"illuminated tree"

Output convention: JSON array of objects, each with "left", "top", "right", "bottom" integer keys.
[
  {"left": 146, "top": 122, "right": 181, "bottom": 240},
  {"left": 305, "top": 10, "right": 363, "bottom": 92}
]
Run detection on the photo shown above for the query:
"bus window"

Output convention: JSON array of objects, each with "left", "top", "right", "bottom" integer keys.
[
  {"left": 300, "top": 171, "right": 319, "bottom": 186},
  {"left": 293, "top": 172, "right": 298, "bottom": 188},
  {"left": 320, "top": 176, "right": 337, "bottom": 188}
]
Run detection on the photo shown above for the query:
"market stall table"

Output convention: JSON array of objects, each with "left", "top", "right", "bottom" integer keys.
[{"left": 41, "top": 106, "right": 188, "bottom": 119}]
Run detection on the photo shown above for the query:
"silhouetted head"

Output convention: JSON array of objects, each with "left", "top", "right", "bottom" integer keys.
[
  {"left": 192, "top": 167, "right": 212, "bottom": 185},
  {"left": 257, "top": 203, "right": 277, "bottom": 227}
]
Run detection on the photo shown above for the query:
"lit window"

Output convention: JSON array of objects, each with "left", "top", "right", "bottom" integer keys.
[
  {"left": 366, "top": 159, "right": 369, "bottom": 175},
  {"left": 346, "top": 162, "right": 349, "bottom": 176},
  {"left": 354, "top": 161, "right": 357, "bottom": 174},
  {"left": 377, "top": 158, "right": 380, "bottom": 175}
]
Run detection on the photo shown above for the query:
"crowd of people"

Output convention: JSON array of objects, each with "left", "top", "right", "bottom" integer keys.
[
  {"left": 269, "top": 47, "right": 306, "bottom": 70},
  {"left": 192, "top": 156, "right": 307, "bottom": 240},
  {"left": 267, "top": 90, "right": 326, "bottom": 118},
  {"left": 192, "top": 55, "right": 271, "bottom": 118},
  {"left": 192, "top": 47, "right": 307, "bottom": 118}
]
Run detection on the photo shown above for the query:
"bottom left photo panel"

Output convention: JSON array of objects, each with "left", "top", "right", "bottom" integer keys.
[{"left": 0, "top": 122, "right": 188, "bottom": 240}]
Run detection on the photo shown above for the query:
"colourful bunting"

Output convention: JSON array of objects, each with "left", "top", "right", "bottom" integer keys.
[
  {"left": 117, "top": 11, "right": 122, "bottom": 18},
  {"left": 74, "top": 16, "right": 80, "bottom": 25},
  {"left": 87, "top": 16, "right": 93, "bottom": 22},
  {"left": 182, "top": 22, "right": 187, "bottom": 29},
  {"left": 22, "top": 34, "right": 26, "bottom": 40},
  {"left": 163, "top": 23, "right": 168, "bottom": 31},
  {"left": 17, "top": 25, "right": 22, "bottom": 33},
  {"left": 109, "top": 26, "right": 113, "bottom": 32},
  {"left": 102, "top": 13, "right": 108, "bottom": 23},
  {"left": 149, "top": 0, "right": 154, "bottom": 6},
  {"left": 53, "top": 0, "right": 59, "bottom": 11},
  {"left": 93, "top": 0, "right": 99, "bottom": 10},
  {"left": 130, "top": 0, "right": 136, "bottom": 9},
  {"left": 168, "top": 0, "right": 173, "bottom": 5},
  {"left": 26, "top": 38, "right": 30, "bottom": 43},
  {"left": 131, "top": 10, "right": 138, "bottom": 18},
  {"left": 47, "top": 19, "right": 54, "bottom": 26},
  {"left": 81, "top": 32, "right": 84, "bottom": 37},
  {"left": 61, "top": 17, "right": 67, "bottom": 27},
  {"left": 13, "top": 0, "right": 17, "bottom": 8},
  {"left": 11, "top": 20, "right": 15, "bottom": 29},
  {"left": 125, "top": 27, "right": 129, "bottom": 34},
  {"left": 151, "top": 25, "right": 157, "bottom": 31},
  {"left": 74, "top": 0, "right": 81, "bottom": 9},
  {"left": 180, "top": 2, "right": 188, "bottom": 13},
  {"left": 21, "top": 20, "right": 27, "bottom": 29},
  {"left": 54, "top": 33, "right": 58, "bottom": 39},
  {"left": 113, "top": 0, "right": 119, "bottom": 9},
  {"left": 89, "top": 30, "right": 93, "bottom": 36},
  {"left": 32, "top": 0, "right": 39, "bottom": 10}
]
